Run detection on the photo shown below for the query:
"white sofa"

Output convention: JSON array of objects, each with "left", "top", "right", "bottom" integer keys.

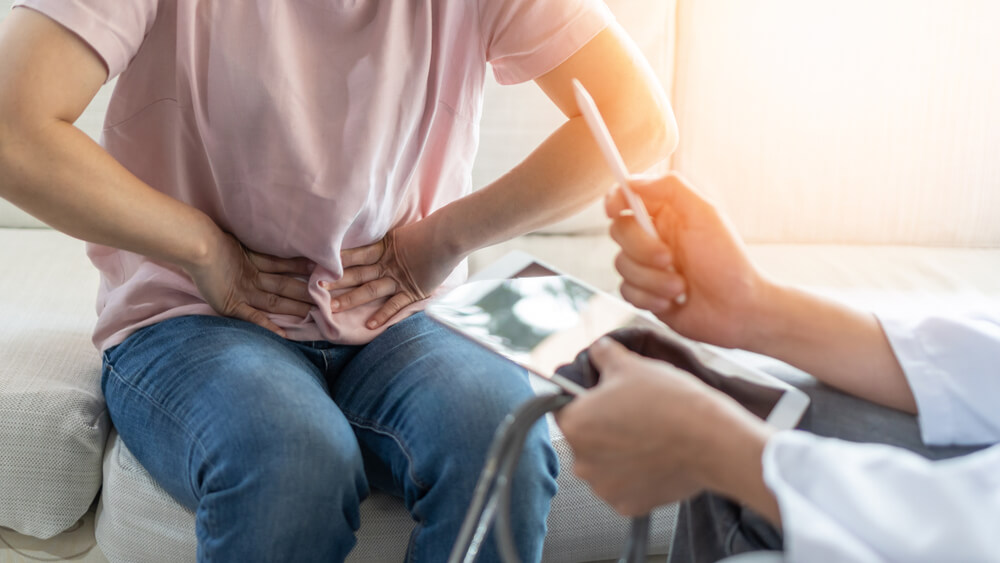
[{"left": 3, "top": 1, "right": 1000, "bottom": 562}]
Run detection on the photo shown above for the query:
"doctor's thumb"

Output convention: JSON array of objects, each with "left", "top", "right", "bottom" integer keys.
[{"left": 588, "top": 337, "right": 633, "bottom": 380}]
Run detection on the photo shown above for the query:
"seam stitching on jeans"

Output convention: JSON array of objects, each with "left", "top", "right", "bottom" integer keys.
[
  {"left": 406, "top": 521, "right": 422, "bottom": 563},
  {"left": 343, "top": 415, "right": 432, "bottom": 492},
  {"left": 366, "top": 320, "right": 430, "bottom": 360},
  {"left": 104, "top": 359, "right": 212, "bottom": 502}
]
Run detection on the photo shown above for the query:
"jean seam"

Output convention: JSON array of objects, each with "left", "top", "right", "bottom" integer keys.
[
  {"left": 406, "top": 521, "right": 422, "bottom": 563},
  {"left": 343, "top": 414, "right": 432, "bottom": 492},
  {"left": 104, "top": 358, "right": 212, "bottom": 502}
]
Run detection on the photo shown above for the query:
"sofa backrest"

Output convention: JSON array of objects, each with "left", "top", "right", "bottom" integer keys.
[
  {"left": 670, "top": 0, "right": 1000, "bottom": 246},
  {"left": 4, "top": 1, "right": 998, "bottom": 247}
]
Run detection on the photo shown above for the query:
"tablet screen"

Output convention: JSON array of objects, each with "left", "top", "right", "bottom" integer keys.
[
  {"left": 427, "top": 259, "right": 805, "bottom": 425},
  {"left": 428, "top": 267, "right": 658, "bottom": 385}
]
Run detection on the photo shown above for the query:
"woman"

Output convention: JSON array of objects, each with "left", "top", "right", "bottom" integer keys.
[{"left": 0, "top": 0, "right": 675, "bottom": 561}]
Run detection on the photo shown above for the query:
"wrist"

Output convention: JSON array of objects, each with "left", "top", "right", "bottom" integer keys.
[
  {"left": 741, "top": 278, "right": 799, "bottom": 356},
  {"left": 695, "top": 398, "right": 779, "bottom": 518},
  {"left": 177, "top": 213, "right": 227, "bottom": 274},
  {"left": 419, "top": 208, "right": 477, "bottom": 262}
]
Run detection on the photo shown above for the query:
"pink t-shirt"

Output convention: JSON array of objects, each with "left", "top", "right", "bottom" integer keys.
[{"left": 15, "top": 0, "right": 613, "bottom": 350}]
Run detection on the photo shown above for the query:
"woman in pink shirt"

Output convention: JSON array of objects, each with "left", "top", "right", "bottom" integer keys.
[{"left": 0, "top": 1, "right": 674, "bottom": 560}]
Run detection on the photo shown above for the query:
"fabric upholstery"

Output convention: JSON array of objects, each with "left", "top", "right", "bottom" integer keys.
[
  {"left": 95, "top": 430, "right": 677, "bottom": 563},
  {"left": 0, "top": 231, "right": 107, "bottom": 539},
  {"left": 670, "top": 0, "right": 1000, "bottom": 245},
  {"left": 471, "top": 234, "right": 1000, "bottom": 300}
]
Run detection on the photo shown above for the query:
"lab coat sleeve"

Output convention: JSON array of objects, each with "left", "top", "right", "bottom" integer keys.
[
  {"left": 763, "top": 431, "right": 1000, "bottom": 563},
  {"left": 878, "top": 311, "right": 1000, "bottom": 446}
]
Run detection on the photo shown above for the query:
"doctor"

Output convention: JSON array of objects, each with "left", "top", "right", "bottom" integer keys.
[{"left": 557, "top": 173, "right": 999, "bottom": 562}]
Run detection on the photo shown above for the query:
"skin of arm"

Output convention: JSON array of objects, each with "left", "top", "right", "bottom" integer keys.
[
  {"left": 555, "top": 336, "right": 782, "bottom": 525},
  {"left": 0, "top": 9, "right": 314, "bottom": 335},
  {"left": 560, "top": 172, "right": 920, "bottom": 526},
  {"left": 607, "top": 174, "right": 917, "bottom": 414},
  {"left": 327, "top": 24, "right": 679, "bottom": 328}
]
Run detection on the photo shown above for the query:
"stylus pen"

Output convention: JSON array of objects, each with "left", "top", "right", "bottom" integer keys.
[
  {"left": 573, "top": 79, "right": 687, "bottom": 305},
  {"left": 572, "top": 79, "right": 658, "bottom": 239}
]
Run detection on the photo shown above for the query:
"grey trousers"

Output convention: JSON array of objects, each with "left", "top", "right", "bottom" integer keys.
[{"left": 667, "top": 364, "right": 985, "bottom": 563}]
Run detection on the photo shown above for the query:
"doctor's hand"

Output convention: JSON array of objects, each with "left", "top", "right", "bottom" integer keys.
[
  {"left": 324, "top": 220, "right": 459, "bottom": 329},
  {"left": 556, "top": 337, "right": 773, "bottom": 517},
  {"left": 607, "top": 174, "right": 772, "bottom": 350}
]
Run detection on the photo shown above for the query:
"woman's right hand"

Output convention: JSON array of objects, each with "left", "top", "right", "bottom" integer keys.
[
  {"left": 183, "top": 231, "right": 316, "bottom": 337},
  {"left": 606, "top": 173, "right": 774, "bottom": 350}
]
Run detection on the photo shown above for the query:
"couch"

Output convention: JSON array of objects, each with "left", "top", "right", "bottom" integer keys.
[{"left": 3, "top": 0, "right": 1000, "bottom": 561}]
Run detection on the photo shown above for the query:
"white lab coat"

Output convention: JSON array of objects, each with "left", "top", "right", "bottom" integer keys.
[{"left": 762, "top": 313, "right": 1000, "bottom": 562}]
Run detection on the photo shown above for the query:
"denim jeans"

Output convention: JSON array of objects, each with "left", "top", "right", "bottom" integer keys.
[{"left": 101, "top": 313, "right": 558, "bottom": 562}]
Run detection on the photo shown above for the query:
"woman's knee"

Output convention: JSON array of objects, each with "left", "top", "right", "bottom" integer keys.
[
  {"left": 197, "top": 407, "right": 368, "bottom": 518},
  {"left": 420, "top": 365, "right": 558, "bottom": 494}
]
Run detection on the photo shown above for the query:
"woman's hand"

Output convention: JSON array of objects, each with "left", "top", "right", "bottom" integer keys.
[
  {"left": 556, "top": 337, "right": 775, "bottom": 517},
  {"left": 183, "top": 231, "right": 315, "bottom": 337},
  {"left": 607, "top": 174, "right": 773, "bottom": 350},
  {"left": 323, "top": 220, "right": 460, "bottom": 329}
]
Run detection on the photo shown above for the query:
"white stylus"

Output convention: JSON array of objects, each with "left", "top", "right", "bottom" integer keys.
[
  {"left": 573, "top": 79, "right": 687, "bottom": 305},
  {"left": 572, "top": 79, "right": 658, "bottom": 239}
]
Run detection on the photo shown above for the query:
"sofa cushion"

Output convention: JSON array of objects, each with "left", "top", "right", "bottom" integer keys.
[
  {"left": 0, "top": 230, "right": 107, "bottom": 539},
  {"left": 95, "top": 425, "right": 678, "bottom": 562},
  {"left": 0, "top": 200, "right": 47, "bottom": 229},
  {"left": 470, "top": 235, "right": 1000, "bottom": 302}
]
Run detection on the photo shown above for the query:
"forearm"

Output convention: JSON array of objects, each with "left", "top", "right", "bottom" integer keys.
[
  {"left": 418, "top": 23, "right": 674, "bottom": 260},
  {"left": 0, "top": 120, "right": 222, "bottom": 271},
  {"left": 748, "top": 282, "right": 917, "bottom": 414},
  {"left": 697, "top": 395, "right": 782, "bottom": 526},
  {"left": 423, "top": 107, "right": 669, "bottom": 259}
]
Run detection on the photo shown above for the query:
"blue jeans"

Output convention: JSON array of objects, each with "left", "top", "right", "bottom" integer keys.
[{"left": 101, "top": 313, "right": 558, "bottom": 562}]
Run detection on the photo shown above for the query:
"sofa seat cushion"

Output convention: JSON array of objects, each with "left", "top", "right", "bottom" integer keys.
[
  {"left": 96, "top": 430, "right": 678, "bottom": 563},
  {"left": 0, "top": 230, "right": 107, "bottom": 539},
  {"left": 470, "top": 235, "right": 1000, "bottom": 303}
]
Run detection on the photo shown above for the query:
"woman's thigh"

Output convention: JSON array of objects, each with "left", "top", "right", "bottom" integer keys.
[
  {"left": 101, "top": 315, "right": 362, "bottom": 509},
  {"left": 329, "top": 312, "right": 558, "bottom": 505}
]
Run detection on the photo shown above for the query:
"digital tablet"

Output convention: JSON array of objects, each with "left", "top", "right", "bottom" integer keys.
[{"left": 426, "top": 252, "right": 809, "bottom": 429}]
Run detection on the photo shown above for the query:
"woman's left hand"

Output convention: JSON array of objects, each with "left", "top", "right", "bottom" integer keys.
[{"left": 322, "top": 221, "right": 459, "bottom": 329}]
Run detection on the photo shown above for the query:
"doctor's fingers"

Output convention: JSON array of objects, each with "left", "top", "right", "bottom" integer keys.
[
  {"left": 609, "top": 214, "right": 674, "bottom": 271},
  {"left": 615, "top": 252, "right": 686, "bottom": 303},
  {"left": 619, "top": 281, "right": 676, "bottom": 318},
  {"left": 604, "top": 178, "right": 670, "bottom": 218}
]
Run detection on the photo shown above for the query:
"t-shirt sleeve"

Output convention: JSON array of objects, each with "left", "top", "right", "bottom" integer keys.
[
  {"left": 13, "top": 0, "right": 158, "bottom": 80},
  {"left": 478, "top": 0, "right": 614, "bottom": 85}
]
